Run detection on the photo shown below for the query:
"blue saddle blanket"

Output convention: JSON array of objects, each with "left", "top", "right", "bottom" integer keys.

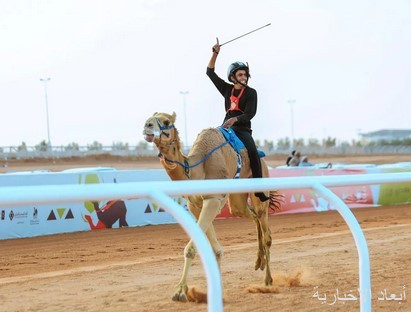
[{"left": 218, "top": 127, "right": 265, "bottom": 158}]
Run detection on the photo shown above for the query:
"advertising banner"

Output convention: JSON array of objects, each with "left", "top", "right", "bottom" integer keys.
[
  {"left": 0, "top": 169, "right": 181, "bottom": 240},
  {"left": 268, "top": 168, "right": 374, "bottom": 215},
  {"left": 1, "top": 164, "right": 411, "bottom": 240},
  {"left": 375, "top": 168, "right": 411, "bottom": 206}
]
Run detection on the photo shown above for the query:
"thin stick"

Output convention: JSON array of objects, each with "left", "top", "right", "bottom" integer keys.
[{"left": 219, "top": 23, "right": 271, "bottom": 47}]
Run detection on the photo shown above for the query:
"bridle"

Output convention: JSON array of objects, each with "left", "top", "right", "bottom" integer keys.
[
  {"left": 151, "top": 117, "right": 190, "bottom": 176},
  {"left": 149, "top": 117, "right": 177, "bottom": 154},
  {"left": 154, "top": 117, "right": 175, "bottom": 138}
]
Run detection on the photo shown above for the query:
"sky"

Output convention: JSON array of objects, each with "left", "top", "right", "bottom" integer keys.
[{"left": 1, "top": 0, "right": 411, "bottom": 147}]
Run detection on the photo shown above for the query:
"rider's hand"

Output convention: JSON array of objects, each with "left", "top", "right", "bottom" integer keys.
[
  {"left": 222, "top": 117, "right": 237, "bottom": 128},
  {"left": 212, "top": 38, "right": 220, "bottom": 54}
]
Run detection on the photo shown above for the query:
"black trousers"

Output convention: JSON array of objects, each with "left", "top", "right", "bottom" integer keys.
[{"left": 232, "top": 126, "right": 262, "bottom": 178}]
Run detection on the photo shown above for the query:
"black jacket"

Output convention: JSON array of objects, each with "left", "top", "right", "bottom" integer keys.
[{"left": 207, "top": 67, "right": 257, "bottom": 130}]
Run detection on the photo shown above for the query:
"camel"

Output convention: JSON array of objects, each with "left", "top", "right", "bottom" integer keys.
[{"left": 143, "top": 112, "right": 280, "bottom": 302}]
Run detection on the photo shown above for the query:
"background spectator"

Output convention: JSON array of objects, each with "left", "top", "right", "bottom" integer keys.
[
  {"left": 286, "top": 150, "right": 296, "bottom": 166},
  {"left": 299, "top": 155, "right": 314, "bottom": 167},
  {"left": 289, "top": 151, "right": 301, "bottom": 166}
]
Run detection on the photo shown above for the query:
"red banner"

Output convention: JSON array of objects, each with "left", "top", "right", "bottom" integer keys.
[{"left": 216, "top": 168, "right": 374, "bottom": 218}]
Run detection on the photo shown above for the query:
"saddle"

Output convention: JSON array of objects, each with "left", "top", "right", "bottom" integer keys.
[{"left": 218, "top": 127, "right": 265, "bottom": 158}]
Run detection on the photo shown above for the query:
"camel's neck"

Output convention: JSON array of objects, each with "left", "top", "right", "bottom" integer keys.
[
  {"left": 157, "top": 130, "right": 189, "bottom": 181},
  {"left": 160, "top": 150, "right": 188, "bottom": 181}
]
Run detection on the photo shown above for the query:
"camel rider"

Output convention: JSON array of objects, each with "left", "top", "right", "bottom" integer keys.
[{"left": 206, "top": 39, "right": 269, "bottom": 202}]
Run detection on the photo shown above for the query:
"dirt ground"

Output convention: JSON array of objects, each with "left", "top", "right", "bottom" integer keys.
[{"left": 0, "top": 154, "right": 410, "bottom": 311}]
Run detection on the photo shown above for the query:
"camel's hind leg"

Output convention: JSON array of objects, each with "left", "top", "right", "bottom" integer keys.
[
  {"left": 228, "top": 193, "right": 269, "bottom": 281},
  {"left": 253, "top": 212, "right": 266, "bottom": 271},
  {"left": 172, "top": 196, "right": 225, "bottom": 302},
  {"left": 255, "top": 159, "right": 273, "bottom": 285},
  {"left": 250, "top": 195, "right": 273, "bottom": 286}
]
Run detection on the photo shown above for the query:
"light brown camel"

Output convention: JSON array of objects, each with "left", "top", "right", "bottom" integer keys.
[{"left": 143, "top": 112, "right": 280, "bottom": 302}]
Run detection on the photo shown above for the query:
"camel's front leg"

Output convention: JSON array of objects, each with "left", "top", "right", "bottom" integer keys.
[
  {"left": 172, "top": 241, "right": 196, "bottom": 302},
  {"left": 172, "top": 196, "right": 225, "bottom": 302}
]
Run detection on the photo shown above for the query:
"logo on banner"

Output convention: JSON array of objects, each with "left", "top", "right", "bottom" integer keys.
[
  {"left": 30, "top": 207, "right": 40, "bottom": 225},
  {"left": 8, "top": 210, "right": 28, "bottom": 224},
  {"left": 47, "top": 208, "right": 75, "bottom": 221},
  {"left": 144, "top": 203, "right": 166, "bottom": 213},
  {"left": 144, "top": 197, "right": 186, "bottom": 214}
]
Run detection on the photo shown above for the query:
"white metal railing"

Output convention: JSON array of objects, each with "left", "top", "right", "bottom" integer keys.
[{"left": 1, "top": 172, "right": 411, "bottom": 311}]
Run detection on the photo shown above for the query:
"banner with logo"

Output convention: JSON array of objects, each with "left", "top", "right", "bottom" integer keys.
[
  {"left": 1, "top": 165, "right": 411, "bottom": 239},
  {"left": 0, "top": 169, "right": 181, "bottom": 240}
]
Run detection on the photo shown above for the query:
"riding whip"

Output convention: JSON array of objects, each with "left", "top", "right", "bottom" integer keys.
[{"left": 219, "top": 23, "right": 271, "bottom": 47}]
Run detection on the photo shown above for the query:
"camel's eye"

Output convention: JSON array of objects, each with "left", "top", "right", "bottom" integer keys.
[
  {"left": 146, "top": 122, "right": 153, "bottom": 128},
  {"left": 164, "top": 120, "right": 170, "bottom": 127}
]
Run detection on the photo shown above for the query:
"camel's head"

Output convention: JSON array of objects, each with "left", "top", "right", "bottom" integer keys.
[{"left": 143, "top": 112, "right": 177, "bottom": 146}]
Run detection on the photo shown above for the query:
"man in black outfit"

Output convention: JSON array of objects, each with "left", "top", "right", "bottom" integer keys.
[
  {"left": 286, "top": 150, "right": 296, "bottom": 166},
  {"left": 207, "top": 39, "right": 269, "bottom": 202}
]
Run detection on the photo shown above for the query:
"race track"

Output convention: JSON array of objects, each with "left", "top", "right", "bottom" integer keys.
[{"left": 1, "top": 204, "right": 410, "bottom": 312}]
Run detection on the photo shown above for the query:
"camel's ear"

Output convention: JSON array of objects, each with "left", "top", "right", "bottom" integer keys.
[
  {"left": 171, "top": 112, "right": 176, "bottom": 123},
  {"left": 152, "top": 112, "right": 158, "bottom": 117}
]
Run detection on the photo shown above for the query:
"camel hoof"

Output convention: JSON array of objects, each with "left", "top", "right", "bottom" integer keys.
[
  {"left": 265, "top": 276, "right": 273, "bottom": 286},
  {"left": 259, "top": 260, "right": 266, "bottom": 271},
  {"left": 255, "top": 256, "right": 266, "bottom": 271},
  {"left": 254, "top": 258, "right": 261, "bottom": 271},
  {"left": 172, "top": 292, "right": 188, "bottom": 302},
  {"left": 172, "top": 285, "right": 189, "bottom": 302}
]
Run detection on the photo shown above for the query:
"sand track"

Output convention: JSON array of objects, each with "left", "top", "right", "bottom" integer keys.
[{"left": 0, "top": 205, "right": 410, "bottom": 312}]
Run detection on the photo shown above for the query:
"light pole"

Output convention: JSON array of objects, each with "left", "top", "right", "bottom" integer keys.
[
  {"left": 40, "top": 77, "right": 51, "bottom": 150},
  {"left": 288, "top": 99, "right": 296, "bottom": 148},
  {"left": 179, "top": 91, "right": 189, "bottom": 149}
]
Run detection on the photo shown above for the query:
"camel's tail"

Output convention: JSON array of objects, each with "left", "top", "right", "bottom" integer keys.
[{"left": 269, "top": 190, "right": 284, "bottom": 213}]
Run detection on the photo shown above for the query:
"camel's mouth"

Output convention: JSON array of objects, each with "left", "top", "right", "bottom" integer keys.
[{"left": 144, "top": 134, "right": 154, "bottom": 143}]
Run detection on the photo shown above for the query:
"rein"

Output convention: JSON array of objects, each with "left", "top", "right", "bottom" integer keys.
[{"left": 158, "top": 140, "right": 230, "bottom": 170}]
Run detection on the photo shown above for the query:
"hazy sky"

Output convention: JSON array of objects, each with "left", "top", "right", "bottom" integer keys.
[{"left": 1, "top": 0, "right": 410, "bottom": 147}]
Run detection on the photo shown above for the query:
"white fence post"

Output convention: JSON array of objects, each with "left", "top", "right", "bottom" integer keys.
[
  {"left": 312, "top": 183, "right": 371, "bottom": 312},
  {"left": 148, "top": 189, "right": 223, "bottom": 312}
]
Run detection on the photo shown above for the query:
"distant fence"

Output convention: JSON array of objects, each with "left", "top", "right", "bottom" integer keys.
[
  {"left": 271, "top": 145, "right": 411, "bottom": 155},
  {"left": 1, "top": 145, "right": 411, "bottom": 159},
  {"left": 0, "top": 147, "right": 158, "bottom": 159}
]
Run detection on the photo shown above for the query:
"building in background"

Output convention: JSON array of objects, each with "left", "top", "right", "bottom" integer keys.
[{"left": 360, "top": 129, "right": 411, "bottom": 143}]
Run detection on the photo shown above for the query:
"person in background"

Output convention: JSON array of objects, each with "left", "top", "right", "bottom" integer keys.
[
  {"left": 299, "top": 155, "right": 314, "bottom": 167},
  {"left": 286, "top": 150, "right": 296, "bottom": 166},
  {"left": 206, "top": 38, "right": 269, "bottom": 202},
  {"left": 289, "top": 151, "right": 302, "bottom": 167}
]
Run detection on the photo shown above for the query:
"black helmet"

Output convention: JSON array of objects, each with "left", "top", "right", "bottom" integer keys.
[{"left": 227, "top": 61, "right": 250, "bottom": 83}]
